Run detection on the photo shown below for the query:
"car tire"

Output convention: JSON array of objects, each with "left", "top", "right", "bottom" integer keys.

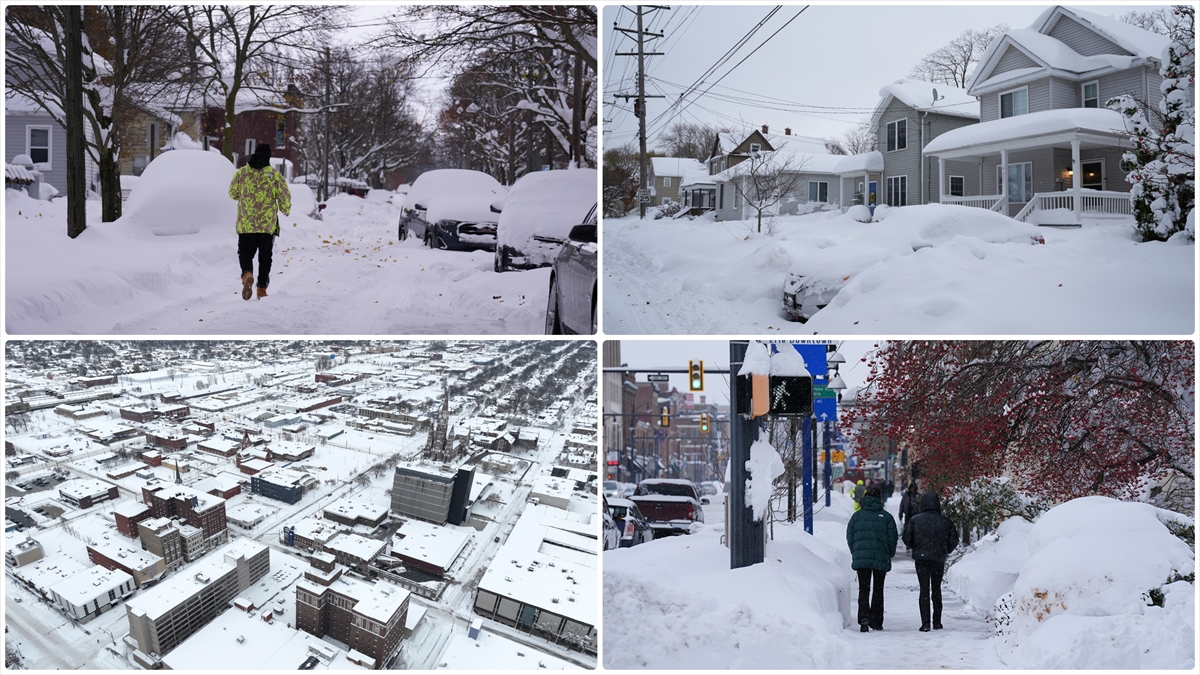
[
  {"left": 545, "top": 276, "right": 563, "bottom": 334},
  {"left": 589, "top": 286, "right": 597, "bottom": 335},
  {"left": 424, "top": 231, "right": 432, "bottom": 248},
  {"left": 398, "top": 222, "right": 407, "bottom": 241}
]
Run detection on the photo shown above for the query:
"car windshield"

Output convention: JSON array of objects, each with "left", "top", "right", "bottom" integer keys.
[
  {"left": 609, "top": 505, "right": 629, "bottom": 518},
  {"left": 636, "top": 482, "right": 696, "bottom": 498}
]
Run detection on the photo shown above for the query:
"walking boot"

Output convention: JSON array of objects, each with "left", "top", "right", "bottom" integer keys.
[
  {"left": 257, "top": 287, "right": 268, "bottom": 299},
  {"left": 933, "top": 622, "right": 943, "bottom": 630},
  {"left": 241, "top": 271, "right": 254, "bottom": 300},
  {"left": 860, "top": 624, "right": 870, "bottom": 633},
  {"left": 919, "top": 624, "right": 932, "bottom": 632}
]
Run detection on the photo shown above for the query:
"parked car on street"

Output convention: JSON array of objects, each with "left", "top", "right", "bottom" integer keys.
[
  {"left": 544, "top": 208, "right": 598, "bottom": 335},
  {"left": 397, "top": 169, "right": 507, "bottom": 251},
  {"left": 493, "top": 169, "right": 597, "bottom": 272},
  {"left": 630, "top": 478, "right": 705, "bottom": 536},
  {"left": 602, "top": 496, "right": 620, "bottom": 551},
  {"left": 782, "top": 204, "right": 1046, "bottom": 322},
  {"left": 603, "top": 481, "right": 623, "bottom": 499},
  {"left": 607, "top": 497, "right": 654, "bottom": 548}
]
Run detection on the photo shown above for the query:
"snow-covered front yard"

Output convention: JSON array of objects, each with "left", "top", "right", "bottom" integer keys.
[
  {"left": 5, "top": 187, "right": 551, "bottom": 334},
  {"left": 602, "top": 206, "right": 1195, "bottom": 335}
]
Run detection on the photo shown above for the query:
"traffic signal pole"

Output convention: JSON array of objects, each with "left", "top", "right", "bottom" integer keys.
[
  {"left": 729, "top": 341, "right": 764, "bottom": 569},
  {"left": 802, "top": 416, "right": 814, "bottom": 535}
]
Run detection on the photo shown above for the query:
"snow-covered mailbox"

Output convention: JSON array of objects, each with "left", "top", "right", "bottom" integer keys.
[{"left": 6, "top": 154, "right": 42, "bottom": 199}]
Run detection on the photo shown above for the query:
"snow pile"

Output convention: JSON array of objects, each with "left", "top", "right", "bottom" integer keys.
[
  {"left": 289, "top": 182, "right": 316, "bottom": 217},
  {"left": 497, "top": 168, "right": 596, "bottom": 250},
  {"left": 745, "top": 439, "right": 784, "bottom": 520},
  {"left": 124, "top": 149, "right": 236, "bottom": 236},
  {"left": 603, "top": 498, "right": 854, "bottom": 670},
  {"left": 769, "top": 343, "right": 810, "bottom": 376},
  {"left": 38, "top": 182, "right": 59, "bottom": 200},
  {"left": 949, "top": 496, "right": 1195, "bottom": 670},
  {"left": 405, "top": 169, "right": 506, "bottom": 224},
  {"left": 846, "top": 204, "right": 871, "bottom": 222},
  {"left": 737, "top": 341, "right": 771, "bottom": 376}
]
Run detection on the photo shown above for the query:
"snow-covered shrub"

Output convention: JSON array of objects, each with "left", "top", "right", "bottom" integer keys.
[
  {"left": 846, "top": 204, "right": 871, "bottom": 222},
  {"left": 870, "top": 204, "right": 895, "bottom": 221},
  {"left": 942, "top": 476, "right": 1047, "bottom": 543},
  {"left": 995, "top": 496, "right": 1195, "bottom": 669},
  {"left": 123, "top": 149, "right": 236, "bottom": 236},
  {"left": 655, "top": 200, "right": 682, "bottom": 219}
]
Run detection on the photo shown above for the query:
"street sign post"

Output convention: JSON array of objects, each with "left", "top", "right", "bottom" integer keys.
[{"left": 646, "top": 373, "right": 669, "bottom": 382}]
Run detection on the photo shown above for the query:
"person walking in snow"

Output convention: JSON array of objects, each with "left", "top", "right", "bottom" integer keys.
[
  {"left": 902, "top": 490, "right": 959, "bottom": 632},
  {"left": 846, "top": 486, "right": 898, "bottom": 632},
  {"left": 229, "top": 143, "right": 291, "bottom": 300},
  {"left": 898, "top": 481, "right": 919, "bottom": 525},
  {"left": 851, "top": 479, "right": 866, "bottom": 512}
]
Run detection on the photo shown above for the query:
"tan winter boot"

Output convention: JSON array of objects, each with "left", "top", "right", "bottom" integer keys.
[
  {"left": 241, "top": 271, "right": 254, "bottom": 300},
  {"left": 257, "top": 287, "right": 268, "bottom": 299}
]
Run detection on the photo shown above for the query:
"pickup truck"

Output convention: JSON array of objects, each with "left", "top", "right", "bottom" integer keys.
[{"left": 629, "top": 479, "right": 705, "bottom": 536}]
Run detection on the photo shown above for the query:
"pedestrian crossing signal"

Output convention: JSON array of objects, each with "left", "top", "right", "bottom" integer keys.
[{"left": 688, "top": 360, "right": 704, "bottom": 391}]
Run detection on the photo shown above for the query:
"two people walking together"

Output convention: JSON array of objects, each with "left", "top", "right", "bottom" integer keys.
[{"left": 846, "top": 484, "right": 959, "bottom": 633}]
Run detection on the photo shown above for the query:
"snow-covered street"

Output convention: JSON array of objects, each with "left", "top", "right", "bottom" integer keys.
[
  {"left": 5, "top": 188, "right": 551, "bottom": 334},
  {"left": 602, "top": 207, "right": 1195, "bottom": 335}
]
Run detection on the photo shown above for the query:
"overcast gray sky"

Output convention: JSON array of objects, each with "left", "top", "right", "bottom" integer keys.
[
  {"left": 602, "top": 4, "right": 1164, "bottom": 151},
  {"left": 612, "top": 339, "right": 877, "bottom": 405}
]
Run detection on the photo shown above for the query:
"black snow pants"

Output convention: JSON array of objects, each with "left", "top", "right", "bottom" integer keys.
[
  {"left": 238, "top": 232, "right": 274, "bottom": 288},
  {"left": 856, "top": 568, "right": 887, "bottom": 629},
  {"left": 915, "top": 559, "right": 945, "bottom": 628}
]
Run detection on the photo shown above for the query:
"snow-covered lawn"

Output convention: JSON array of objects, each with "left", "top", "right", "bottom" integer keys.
[
  {"left": 5, "top": 187, "right": 551, "bottom": 334},
  {"left": 602, "top": 207, "right": 1195, "bottom": 334}
]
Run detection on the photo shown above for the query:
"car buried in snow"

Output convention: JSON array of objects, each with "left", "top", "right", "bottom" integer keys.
[
  {"left": 782, "top": 204, "right": 1047, "bottom": 323},
  {"left": 629, "top": 478, "right": 705, "bottom": 536},
  {"left": 544, "top": 208, "right": 598, "bottom": 335},
  {"left": 493, "top": 168, "right": 598, "bottom": 272},
  {"left": 397, "top": 169, "right": 507, "bottom": 251}
]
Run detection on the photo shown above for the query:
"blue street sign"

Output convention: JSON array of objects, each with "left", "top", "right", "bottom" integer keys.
[
  {"left": 814, "top": 396, "right": 837, "bottom": 421},
  {"left": 791, "top": 344, "right": 829, "bottom": 377}
]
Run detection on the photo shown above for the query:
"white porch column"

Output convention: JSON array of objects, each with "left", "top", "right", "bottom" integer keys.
[
  {"left": 862, "top": 171, "right": 869, "bottom": 208},
  {"left": 1071, "top": 139, "right": 1082, "bottom": 225},
  {"left": 937, "top": 157, "right": 946, "bottom": 204},
  {"left": 1000, "top": 148, "right": 1009, "bottom": 215}
]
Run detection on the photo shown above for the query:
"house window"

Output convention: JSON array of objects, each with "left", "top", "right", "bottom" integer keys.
[
  {"left": 1000, "top": 87, "right": 1028, "bottom": 118},
  {"left": 749, "top": 143, "right": 761, "bottom": 154},
  {"left": 245, "top": 138, "right": 256, "bottom": 156},
  {"left": 663, "top": 176, "right": 672, "bottom": 188},
  {"left": 808, "top": 181, "right": 828, "bottom": 203},
  {"left": 997, "top": 163, "right": 1033, "bottom": 202},
  {"left": 886, "top": 119, "right": 907, "bottom": 152},
  {"left": 733, "top": 187, "right": 741, "bottom": 209},
  {"left": 1082, "top": 81, "right": 1099, "bottom": 108},
  {"left": 147, "top": 122, "right": 160, "bottom": 158},
  {"left": 1120, "top": 158, "right": 1135, "bottom": 173},
  {"left": 949, "top": 175, "right": 964, "bottom": 197},
  {"left": 718, "top": 183, "right": 724, "bottom": 210},
  {"left": 886, "top": 175, "right": 907, "bottom": 207},
  {"left": 27, "top": 126, "right": 51, "bottom": 166},
  {"left": 276, "top": 118, "right": 286, "bottom": 148}
]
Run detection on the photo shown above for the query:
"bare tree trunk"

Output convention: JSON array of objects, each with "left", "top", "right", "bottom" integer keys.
[{"left": 64, "top": 6, "right": 87, "bottom": 239}]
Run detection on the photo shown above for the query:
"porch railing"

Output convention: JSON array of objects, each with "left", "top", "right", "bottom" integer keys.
[
  {"left": 1014, "top": 190, "right": 1134, "bottom": 223},
  {"left": 941, "top": 194, "right": 1003, "bottom": 211}
]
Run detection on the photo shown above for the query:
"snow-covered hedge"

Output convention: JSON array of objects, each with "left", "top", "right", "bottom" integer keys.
[{"left": 948, "top": 496, "right": 1195, "bottom": 669}]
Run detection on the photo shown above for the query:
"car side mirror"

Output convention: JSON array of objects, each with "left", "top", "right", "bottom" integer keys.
[
  {"left": 700, "top": 497, "right": 711, "bottom": 506},
  {"left": 568, "top": 223, "right": 596, "bottom": 243},
  {"left": 414, "top": 203, "right": 426, "bottom": 211},
  {"left": 317, "top": 203, "right": 327, "bottom": 212}
]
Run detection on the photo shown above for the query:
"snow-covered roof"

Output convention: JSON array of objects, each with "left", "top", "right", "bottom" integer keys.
[
  {"left": 88, "top": 539, "right": 163, "bottom": 571},
  {"left": 113, "top": 499, "right": 152, "bottom": 518},
  {"left": 48, "top": 564, "right": 133, "bottom": 607},
  {"left": 57, "top": 478, "right": 115, "bottom": 500},
  {"left": 875, "top": 78, "right": 979, "bottom": 120},
  {"left": 834, "top": 151, "right": 884, "bottom": 175},
  {"left": 125, "top": 539, "right": 267, "bottom": 620},
  {"left": 1038, "top": 6, "right": 1172, "bottom": 61},
  {"left": 678, "top": 168, "right": 716, "bottom": 188},
  {"left": 6, "top": 164, "right": 36, "bottom": 184},
  {"left": 325, "top": 532, "right": 386, "bottom": 561},
  {"left": 5, "top": 91, "right": 61, "bottom": 117},
  {"left": 294, "top": 572, "right": 409, "bottom": 624},
  {"left": 1005, "top": 28, "right": 1136, "bottom": 73},
  {"left": 324, "top": 498, "right": 388, "bottom": 523},
  {"left": 923, "top": 108, "right": 1128, "bottom": 157},
  {"left": 391, "top": 519, "right": 471, "bottom": 570},
  {"left": 650, "top": 157, "right": 705, "bottom": 177}
]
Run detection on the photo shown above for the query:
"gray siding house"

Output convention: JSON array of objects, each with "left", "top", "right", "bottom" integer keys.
[
  {"left": 649, "top": 157, "right": 704, "bottom": 207},
  {"left": 924, "top": 6, "right": 1168, "bottom": 225},
  {"left": 870, "top": 79, "right": 981, "bottom": 208}
]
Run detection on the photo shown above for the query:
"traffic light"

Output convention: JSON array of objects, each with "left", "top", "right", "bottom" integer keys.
[
  {"left": 688, "top": 360, "right": 704, "bottom": 391},
  {"left": 699, "top": 413, "right": 710, "bottom": 433},
  {"left": 660, "top": 405, "right": 670, "bottom": 427}
]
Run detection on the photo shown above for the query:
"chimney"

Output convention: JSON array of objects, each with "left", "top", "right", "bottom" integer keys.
[
  {"left": 761, "top": 124, "right": 769, "bottom": 134},
  {"left": 785, "top": 127, "right": 792, "bottom": 136}
]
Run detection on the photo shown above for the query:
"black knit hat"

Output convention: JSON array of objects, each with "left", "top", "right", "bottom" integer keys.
[{"left": 248, "top": 143, "right": 272, "bottom": 169}]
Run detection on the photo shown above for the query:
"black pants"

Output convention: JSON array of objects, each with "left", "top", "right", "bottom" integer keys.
[
  {"left": 238, "top": 233, "right": 274, "bottom": 288},
  {"left": 915, "top": 559, "right": 945, "bottom": 627},
  {"left": 856, "top": 568, "right": 887, "bottom": 629}
]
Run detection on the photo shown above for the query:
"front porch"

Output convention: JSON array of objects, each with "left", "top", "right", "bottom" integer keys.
[{"left": 925, "top": 108, "right": 1134, "bottom": 226}]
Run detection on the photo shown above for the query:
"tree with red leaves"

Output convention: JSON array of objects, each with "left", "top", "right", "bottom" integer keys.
[{"left": 846, "top": 341, "right": 1194, "bottom": 505}]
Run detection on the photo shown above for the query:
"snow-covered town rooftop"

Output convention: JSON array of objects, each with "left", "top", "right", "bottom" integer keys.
[
  {"left": 125, "top": 539, "right": 267, "bottom": 620},
  {"left": 438, "top": 627, "right": 584, "bottom": 670},
  {"left": 477, "top": 503, "right": 597, "bottom": 626},
  {"left": 1036, "top": 5, "right": 1170, "bottom": 62},
  {"left": 12, "top": 552, "right": 88, "bottom": 591},
  {"left": 876, "top": 78, "right": 979, "bottom": 120},
  {"left": 48, "top": 564, "right": 133, "bottom": 607},
  {"left": 89, "top": 539, "right": 162, "bottom": 570},
  {"left": 324, "top": 498, "right": 388, "bottom": 523},
  {"left": 325, "top": 532, "right": 386, "bottom": 561},
  {"left": 650, "top": 156, "right": 706, "bottom": 177},
  {"left": 923, "top": 108, "right": 1129, "bottom": 157},
  {"left": 292, "top": 515, "right": 341, "bottom": 544},
  {"left": 56, "top": 477, "right": 116, "bottom": 500},
  {"left": 391, "top": 519, "right": 471, "bottom": 570},
  {"left": 144, "top": 480, "right": 226, "bottom": 512},
  {"left": 113, "top": 499, "right": 152, "bottom": 518},
  {"left": 295, "top": 569, "right": 409, "bottom": 624}
]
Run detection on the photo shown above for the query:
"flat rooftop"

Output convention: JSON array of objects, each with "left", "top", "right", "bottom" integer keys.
[
  {"left": 390, "top": 519, "right": 470, "bottom": 571},
  {"left": 124, "top": 539, "right": 267, "bottom": 621}
]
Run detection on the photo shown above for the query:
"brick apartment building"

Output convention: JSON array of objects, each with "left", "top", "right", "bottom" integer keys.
[
  {"left": 86, "top": 540, "right": 165, "bottom": 588},
  {"left": 295, "top": 554, "right": 409, "bottom": 670},
  {"left": 113, "top": 500, "right": 153, "bottom": 538},
  {"left": 141, "top": 482, "right": 229, "bottom": 553}
]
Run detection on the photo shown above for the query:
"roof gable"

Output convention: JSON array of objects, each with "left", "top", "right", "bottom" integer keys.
[{"left": 1045, "top": 12, "right": 1128, "bottom": 57}]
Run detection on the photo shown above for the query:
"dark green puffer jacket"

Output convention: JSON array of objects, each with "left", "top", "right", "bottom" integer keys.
[{"left": 845, "top": 494, "right": 898, "bottom": 571}]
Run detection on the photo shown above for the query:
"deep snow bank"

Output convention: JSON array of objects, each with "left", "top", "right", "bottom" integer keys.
[
  {"left": 124, "top": 149, "right": 236, "bottom": 236},
  {"left": 948, "top": 496, "right": 1195, "bottom": 670}
]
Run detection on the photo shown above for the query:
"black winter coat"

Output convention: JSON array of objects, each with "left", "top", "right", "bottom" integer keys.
[
  {"left": 846, "top": 494, "right": 898, "bottom": 571},
  {"left": 898, "top": 488, "right": 918, "bottom": 523},
  {"left": 902, "top": 492, "right": 959, "bottom": 563}
]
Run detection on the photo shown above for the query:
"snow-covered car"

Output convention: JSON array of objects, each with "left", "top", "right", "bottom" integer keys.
[
  {"left": 602, "top": 496, "right": 620, "bottom": 551},
  {"left": 544, "top": 208, "right": 598, "bottom": 335},
  {"left": 493, "top": 168, "right": 598, "bottom": 272},
  {"left": 397, "top": 169, "right": 507, "bottom": 251},
  {"left": 630, "top": 478, "right": 705, "bottom": 536},
  {"left": 608, "top": 497, "right": 654, "bottom": 548},
  {"left": 603, "top": 480, "right": 623, "bottom": 498},
  {"left": 782, "top": 204, "right": 1047, "bottom": 322}
]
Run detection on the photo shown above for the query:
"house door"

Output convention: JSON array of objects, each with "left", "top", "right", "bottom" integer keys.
[
  {"left": 1081, "top": 160, "right": 1103, "bottom": 190},
  {"left": 868, "top": 181, "right": 878, "bottom": 215}
]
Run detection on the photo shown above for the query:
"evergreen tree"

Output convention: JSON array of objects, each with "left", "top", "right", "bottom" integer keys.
[{"left": 1110, "top": 6, "right": 1194, "bottom": 242}]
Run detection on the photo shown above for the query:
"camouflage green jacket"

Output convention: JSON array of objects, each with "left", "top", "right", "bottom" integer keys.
[{"left": 228, "top": 165, "right": 292, "bottom": 234}]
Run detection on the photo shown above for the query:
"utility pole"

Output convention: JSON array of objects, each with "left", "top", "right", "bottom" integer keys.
[
  {"left": 613, "top": 6, "right": 666, "bottom": 219},
  {"left": 63, "top": 6, "right": 87, "bottom": 239},
  {"left": 321, "top": 46, "right": 331, "bottom": 203}
]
